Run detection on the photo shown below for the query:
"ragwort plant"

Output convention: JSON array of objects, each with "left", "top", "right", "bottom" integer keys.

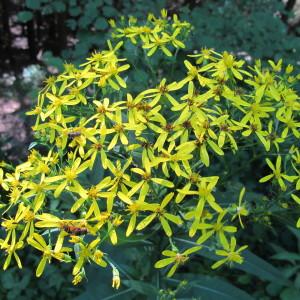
[{"left": 0, "top": 10, "right": 299, "bottom": 289}]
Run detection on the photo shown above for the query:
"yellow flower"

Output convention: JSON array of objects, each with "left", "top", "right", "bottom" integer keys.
[
  {"left": 34, "top": 213, "right": 95, "bottom": 236},
  {"left": 141, "top": 78, "right": 182, "bottom": 107},
  {"left": 1, "top": 203, "right": 29, "bottom": 248},
  {"left": 41, "top": 93, "right": 78, "bottom": 122},
  {"left": 105, "top": 108, "right": 145, "bottom": 150},
  {"left": 108, "top": 19, "right": 116, "bottom": 28},
  {"left": 277, "top": 109, "right": 300, "bottom": 139},
  {"left": 179, "top": 60, "right": 209, "bottom": 87},
  {"left": 66, "top": 124, "right": 99, "bottom": 158},
  {"left": 70, "top": 176, "right": 112, "bottom": 214},
  {"left": 1, "top": 10, "right": 299, "bottom": 287},
  {"left": 268, "top": 59, "right": 282, "bottom": 72},
  {"left": 231, "top": 187, "right": 249, "bottom": 229},
  {"left": 233, "top": 120, "right": 268, "bottom": 150},
  {"left": 93, "top": 97, "right": 116, "bottom": 124},
  {"left": 0, "top": 168, "right": 9, "bottom": 191},
  {"left": 72, "top": 238, "right": 107, "bottom": 276},
  {"left": 292, "top": 194, "right": 300, "bottom": 227},
  {"left": 23, "top": 181, "right": 53, "bottom": 213},
  {"left": 263, "top": 121, "right": 285, "bottom": 152},
  {"left": 155, "top": 246, "right": 201, "bottom": 277},
  {"left": 107, "top": 215, "right": 123, "bottom": 245},
  {"left": 143, "top": 32, "right": 172, "bottom": 57},
  {"left": 176, "top": 176, "right": 221, "bottom": 237},
  {"left": 211, "top": 237, "right": 248, "bottom": 269},
  {"left": 188, "top": 47, "right": 218, "bottom": 64},
  {"left": 172, "top": 14, "right": 191, "bottom": 30},
  {"left": 27, "top": 232, "right": 71, "bottom": 277},
  {"left": 239, "top": 96, "right": 275, "bottom": 126},
  {"left": 112, "top": 266, "right": 121, "bottom": 289},
  {"left": 1, "top": 236, "right": 23, "bottom": 271},
  {"left": 33, "top": 115, "right": 76, "bottom": 145},
  {"left": 136, "top": 192, "right": 182, "bottom": 236},
  {"left": 178, "top": 133, "right": 223, "bottom": 167},
  {"left": 163, "top": 28, "right": 185, "bottom": 49},
  {"left": 117, "top": 192, "right": 153, "bottom": 236},
  {"left": 45, "top": 157, "right": 90, "bottom": 197},
  {"left": 151, "top": 141, "right": 194, "bottom": 177},
  {"left": 259, "top": 156, "right": 296, "bottom": 191},
  {"left": 197, "top": 211, "right": 237, "bottom": 248},
  {"left": 175, "top": 169, "right": 203, "bottom": 203},
  {"left": 105, "top": 158, "right": 134, "bottom": 211},
  {"left": 127, "top": 137, "right": 155, "bottom": 167},
  {"left": 291, "top": 147, "right": 300, "bottom": 165},
  {"left": 72, "top": 271, "right": 84, "bottom": 285},
  {"left": 96, "top": 60, "right": 130, "bottom": 90},
  {"left": 129, "top": 166, "right": 174, "bottom": 198},
  {"left": 212, "top": 51, "right": 249, "bottom": 81}
]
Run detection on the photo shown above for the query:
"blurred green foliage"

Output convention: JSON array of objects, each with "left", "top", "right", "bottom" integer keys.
[
  {"left": 14, "top": 0, "right": 300, "bottom": 68},
  {"left": 16, "top": 0, "right": 167, "bottom": 67},
  {"left": 182, "top": 0, "right": 300, "bottom": 63}
]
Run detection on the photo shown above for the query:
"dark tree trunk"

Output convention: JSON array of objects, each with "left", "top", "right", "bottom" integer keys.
[
  {"left": 46, "top": 14, "right": 58, "bottom": 54},
  {"left": 27, "top": 17, "right": 37, "bottom": 61},
  {"left": 1, "top": 0, "right": 13, "bottom": 65},
  {"left": 36, "top": 10, "right": 43, "bottom": 46},
  {"left": 281, "top": 0, "right": 297, "bottom": 29},
  {"left": 56, "top": 12, "right": 67, "bottom": 55}
]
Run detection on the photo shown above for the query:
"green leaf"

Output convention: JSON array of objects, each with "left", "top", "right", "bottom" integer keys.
[
  {"left": 74, "top": 266, "right": 135, "bottom": 300},
  {"left": 28, "top": 142, "right": 38, "bottom": 150},
  {"left": 283, "top": 265, "right": 300, "bottom": 279},
  {"left": 272, "top": 252, "right": 300, "bottom": 262},
  {"left": 114, "top": 228, "right": 154, "bottom": 245},
  {"left": 122, "top": 280, "right": 157, "bottom": 297},
  {"left": 288, "top": 226, "right": 300, "bottom": 241},
  {"left": 26, "top": 0, "right": 41, "bottom": 10},
  {"left": 69, "top": 7, "right": 81, "bottom": 17},
  {"left": 103, "top": 5, "right": 117, "bottom": 17},
  {"left": 52, "top": 1, "right": 66, "bottom": 13},
  {"left": 168, "top": 277, "right": 255, "bottom": 300},
  {"left": 78, "top": 15, "right": 94, "bottom": 28},
  {"left": 42, "top": 51, "right": 64, "bottom": 70},
  {"left": 1, "top": 269, "right": 17, "bottom": 289},
  {"left": 237, "top": 250, "right": 288, "bottom": 283},
  {"left": 175, "top": 238, "right": 287, "bottom": 283},
  {"left": 95, "top": 17, "right": 108, "bottom": 30},
  {"left": 266, "top": 282, "right": 283, "bottom": 297},
  {"left": 42, "top": 4, "right": 53, "bottom": 15},
  {"left": 66, "top": 19, "right": 77, "bottom": 30},
  {"left": 18, "top": 11, "right": 33, "bottom": 23},
  {"left": 280, "top": 287, "right": 300, "bottom": 300}
]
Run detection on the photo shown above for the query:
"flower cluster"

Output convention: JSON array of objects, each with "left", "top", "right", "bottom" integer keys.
[
  {"left": 109, "top": 9, "right": 191, "bottom": 57},
  {"left": 0, "top": 11, "right": 299, "bottom": 288}
]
